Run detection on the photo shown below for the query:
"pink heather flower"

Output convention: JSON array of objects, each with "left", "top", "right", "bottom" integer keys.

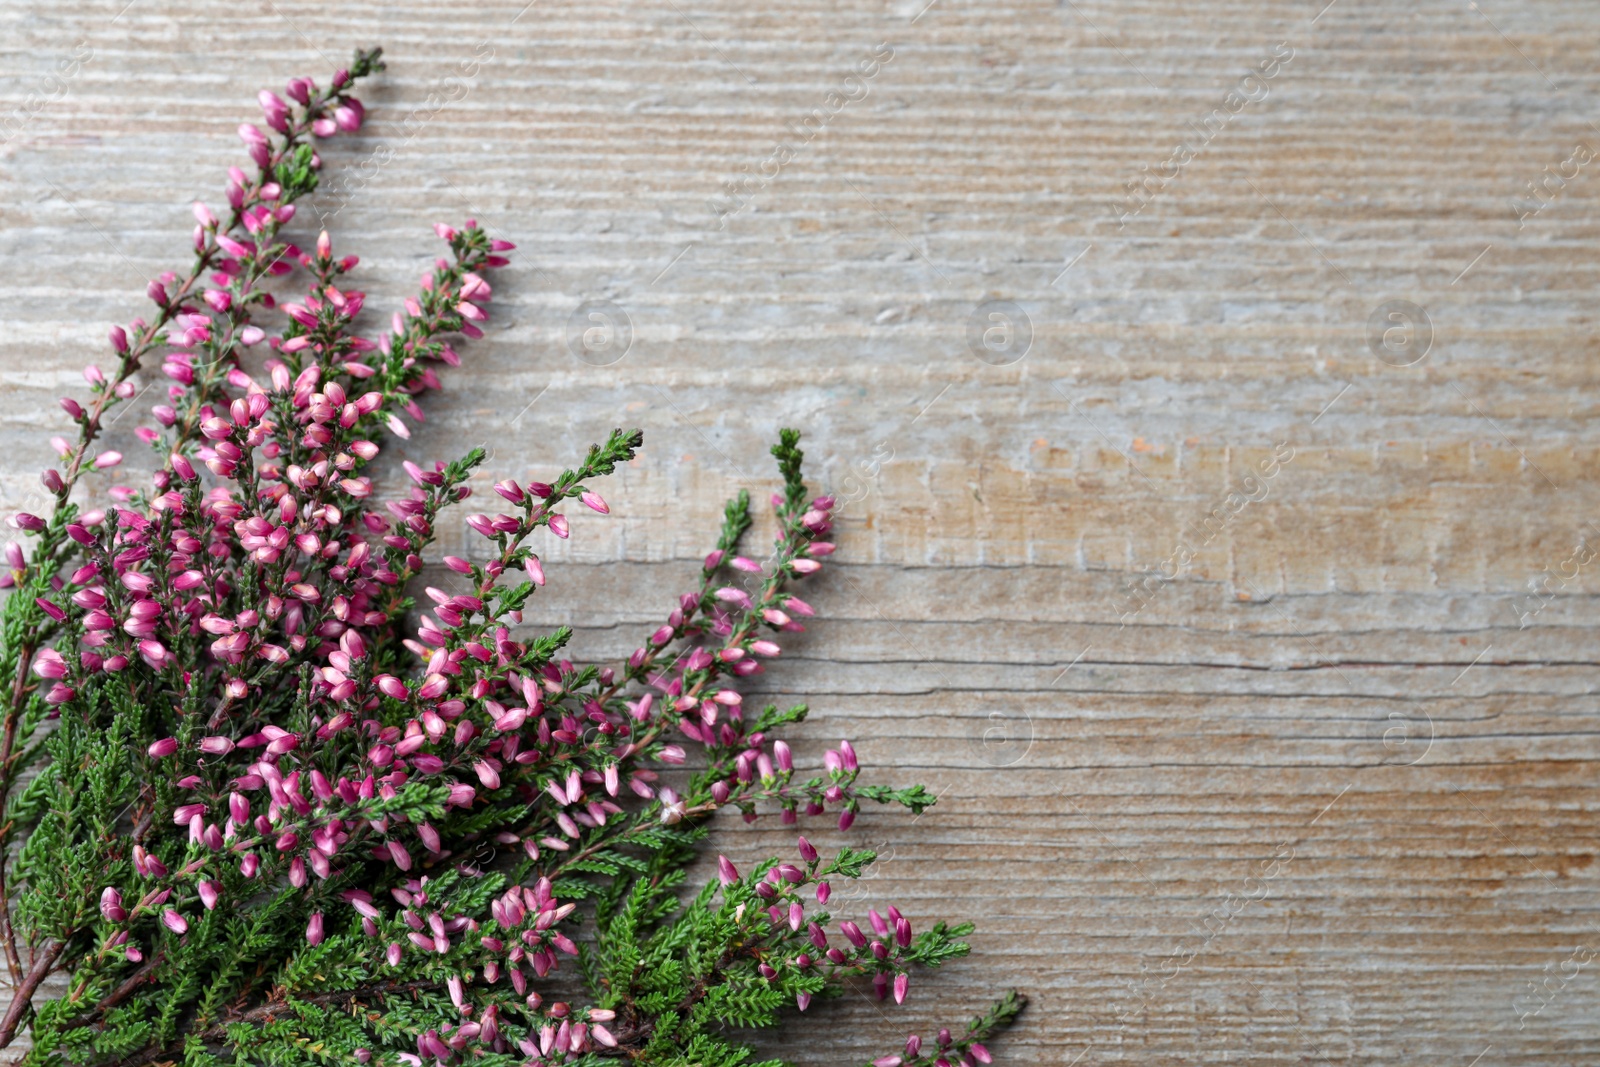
[
  {"left": 474, "top": 760, "right": 501, "bottom": 789},
  {"left": 893, "top": 972, "right": 909, "bottom": 1004},
  {"left": 147, "top": 737, "right": 178, "bottom": 758},
  {"left": 306, "top": 912, "right": 325, "bottom": 945},
  {"left": 199, "top": 881, "right": 220, "bottom": 910},
  {"left": 970, "top": 1042, "right": 992, "bottom": 1063},
  {"left": 717, "top": 855, "right": 739, "bottom": 886},
  {"left": 580, "top": 491, "right": 608, "bottom": 514},
  {"left": 549, "top": 514, "right": 569, "bottom": 539},
  {"left": 31, "top": 649, "right": 67, "bottom": 679},
  {"left": 99, "top": 886, "right": 126, "bottom": 922},
  {"left": 161, "top": 909, "right": 188, "bottom": 935},
  {"left": 375, "top": 674, "right": 408, "bottom": 700},
  {"left": 524, "top": 555, "right": 545, "bottom": 586}
]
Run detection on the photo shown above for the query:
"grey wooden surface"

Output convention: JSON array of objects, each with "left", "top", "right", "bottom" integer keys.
[{"left": 3, "top": 0, "right": 1600, "bottom": 1063}]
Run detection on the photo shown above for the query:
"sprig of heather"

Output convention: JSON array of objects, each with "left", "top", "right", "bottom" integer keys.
[
  {"left": 0, "top": 50, "right": 1020, "bottom": 1067},
  {"left": 38, "top": 48, "right": 386, "bottom": 507}
]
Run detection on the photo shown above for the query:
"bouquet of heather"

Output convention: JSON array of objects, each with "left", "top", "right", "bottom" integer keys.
[{"left": 0, "top": 48, "right": 1021, "bottom": 1067}]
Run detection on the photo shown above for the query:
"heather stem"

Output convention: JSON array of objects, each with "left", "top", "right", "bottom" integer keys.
[{"left": 0, "top": 938, "right": 63, "bottom": 1046}]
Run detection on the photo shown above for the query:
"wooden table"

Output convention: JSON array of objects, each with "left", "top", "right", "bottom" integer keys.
[{"left": 2, "top": 1, "right": 1597, "bottom": 1062}]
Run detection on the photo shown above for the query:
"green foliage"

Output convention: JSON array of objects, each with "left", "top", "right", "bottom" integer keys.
[
  {"left": 274, "top": 143, "right": 321, "bottom": 203},
  {"left": 713, "top": 490, "right": 754, "bottom": 565},
  {"left": 770, "top": 429, "right": 808, "bottom": 515}
]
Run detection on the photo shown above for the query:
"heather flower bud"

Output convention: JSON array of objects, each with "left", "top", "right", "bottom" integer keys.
[
  {"left": 375, "top": 674, "right": 408, "bottom": 700},
  {"left": 100, "top": 886, "right": 126, "bottom": 922},
  {"left": 32, "top": 649, "right": 68, "bottom": 679},
  {"left": 147, "top": 737, "right": 178, "bottom": 758}
]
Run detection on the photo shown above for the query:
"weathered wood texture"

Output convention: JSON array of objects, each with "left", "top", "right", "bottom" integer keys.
[{"left": 3, "top": 0, "right": 1599, "bottom": 1062}]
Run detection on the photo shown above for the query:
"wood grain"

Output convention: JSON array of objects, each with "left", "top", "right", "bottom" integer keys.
[{"left": 2, "top": 0, "right": 1599, "bottom": 1062}]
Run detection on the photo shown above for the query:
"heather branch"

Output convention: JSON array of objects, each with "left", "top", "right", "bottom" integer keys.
[{"left": 0, "top": 53, "right": 1014, "bottom": 1067}]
